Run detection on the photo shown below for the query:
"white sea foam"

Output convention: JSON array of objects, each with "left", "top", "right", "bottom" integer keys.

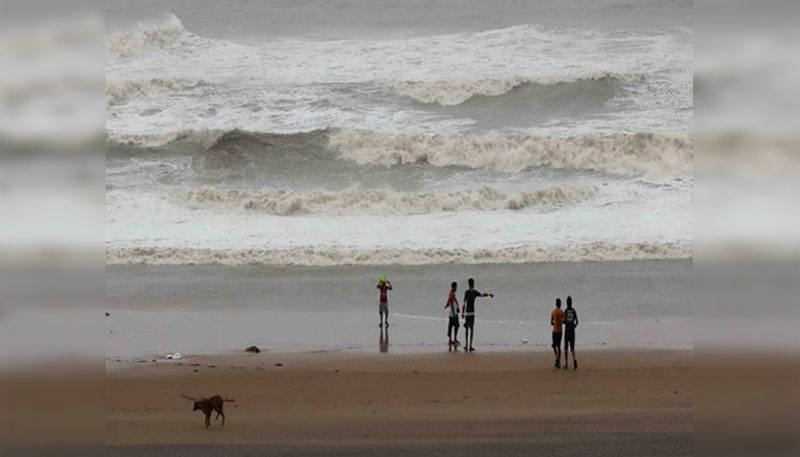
[
  {"left": 180, "top": 185, "right": 598, "bottom": 216},
  {"left": 106, "top": 241, "right": 691, "bottom": 266},
  {"left": 330, "top": 130, "right": 692, "bottom": 176}
]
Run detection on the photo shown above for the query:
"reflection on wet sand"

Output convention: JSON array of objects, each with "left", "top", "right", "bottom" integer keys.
[{"left": 379, "top": 327, "right": 389, "bottom": 353}]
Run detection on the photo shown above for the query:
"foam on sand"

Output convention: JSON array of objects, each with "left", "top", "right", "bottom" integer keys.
[{"left": 106, "top": 241, "right": 691, "bottom": 266}]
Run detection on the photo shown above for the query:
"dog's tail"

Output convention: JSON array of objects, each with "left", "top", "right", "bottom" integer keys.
[{"left": 224, "top": 398, "right": 235, "bottom": 402}]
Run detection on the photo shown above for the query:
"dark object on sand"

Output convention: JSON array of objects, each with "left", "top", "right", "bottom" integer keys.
[
  {"left": 181, "top": 394, "right": 234, "bottom": 428},
  {"left": 275, "top": 362, "right": 283, "bottom": 367},
  {"left": 245, "top": 345, "right": 261, "bottom": 353},
  {"left": 105, "top": 312, "right": 110, "bottom": 317}
]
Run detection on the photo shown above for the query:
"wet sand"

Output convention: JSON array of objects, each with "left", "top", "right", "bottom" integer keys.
[
  {"left": 106, "top": 260, "right": 692, "bottom": 359},
  {"left": 107, "top": 349, "right": 691, "bottom": 456}
]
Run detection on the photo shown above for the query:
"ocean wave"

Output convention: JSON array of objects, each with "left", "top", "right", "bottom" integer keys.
[
  {"left": 106, "top": 78, "right": 208, "bottom": 105},
  {"left": 106, "top": 242, "right": 691, "bottom": 266},
  {"left": 330, "top": 130, "right": 692, "bottom": 176},
  {"left": 106, "top": 129, "right": 331, "bottom": 155},
  {"left": 107, "top": 128, "right": 691, "bottom": 176},
  {"left": 106, "top": 129, "right": 222, "bottom": 149},
  {"left": 106, "top": 14, "right": 187, "bottom": 59},
  {"left": 180, "top": 185, "right": 598, "bottom": 216},
  {"left": 389, "top": 73, "right": 643, "bottom": 106}
]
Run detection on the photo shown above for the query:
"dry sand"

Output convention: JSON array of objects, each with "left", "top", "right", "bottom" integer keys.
[{"left": 106, "top": 349, "right": 691, "bottom": 456}]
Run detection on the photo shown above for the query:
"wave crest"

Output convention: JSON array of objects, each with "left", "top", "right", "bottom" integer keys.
[
  {"left": 180, "top": 185, "right": 597, "bottom": 216},
  {"left": 330, "top": 130, "right": 692, "bottom": 176},
  {"left": 106, "top": 242, "right": 691, "bottom": 266},
  {"left": 389, "top": 73, "right": 643, "bottom": 106},
  {"left": 106, "top": 78, "right": 207, "bottom": 105},
  {"left": 106, "top": 14, "right": 187, "bottom": 59},
  {"left": 106, "top": 128, "right": 692, "bottom": 176}
]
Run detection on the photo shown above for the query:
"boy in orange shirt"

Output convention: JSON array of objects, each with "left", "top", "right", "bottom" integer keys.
[{"left": 551, "top": 298, "right": 566, "bottom": 368}]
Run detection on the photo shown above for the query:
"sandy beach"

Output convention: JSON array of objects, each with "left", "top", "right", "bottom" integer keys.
[
  {"left": 105, "top": 260, "right": 693, "bottom": 454},
  {"left": 107, "top": 349, "right": 691, "bottom": 455}
]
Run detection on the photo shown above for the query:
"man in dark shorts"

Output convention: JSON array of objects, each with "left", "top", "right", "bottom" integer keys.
[
  {"left": 550, "top": 298, "right": 565, "bottom": 368},
  {"left": 564, "top": 296, "right": 579, "bottom": 370},
  {"left": 461, "top": 278, "right": 494, "bottom": 352}
]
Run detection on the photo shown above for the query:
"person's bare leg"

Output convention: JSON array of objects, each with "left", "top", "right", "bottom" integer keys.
[
  {"left": 469, "top": 327, "right": 475, "bottom": 351},
  {"left": 555, "top": 344, "right": 561, "bottom": 368}
]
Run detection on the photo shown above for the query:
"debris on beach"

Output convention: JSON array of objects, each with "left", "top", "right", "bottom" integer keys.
[
  {"left": 275, "top": 362, "right": 283, "bottom": 367},
  {"left": 245, "top": 345, "right": 261, "bottom": 353},
  {"left": 166, "top": 352, "right": 183, "bottom": 360}
]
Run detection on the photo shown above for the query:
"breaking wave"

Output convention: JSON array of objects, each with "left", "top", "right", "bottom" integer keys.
[
  {"left": 106, "top": 14, "right": 187, "bottom": 59},
  {"left": 389, "top": 73, "right": 643, "bottom": 106},
  {"left": 330, "top": 130, "right": 692, "bottom": 176},
  {"left": 106, "top": 128, "right": 691, "bottom": 176},
  {"left": 106, "top": 77, "right": 208, "bottom": 105},
  {"left": 106, "top": 242, "right": 691, "bottom": 266},
  {"left": 180, "top": 185, "right": 598, "bottom": 216}
]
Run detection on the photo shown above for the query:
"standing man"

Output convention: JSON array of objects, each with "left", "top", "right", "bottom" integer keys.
[
  {"left": 564, "top": 296, "right": 579, "bottom": 370},
  {"left": 550, "top": 298, "right": 565, "bottom": 368},
  {"left": 461, "top": 278, "right": 494, "bottom": 352},
  {"left": 377, "top": 275, "right": 393, "bottom": 328},
  {"left": 445, "top": 281, "right": 460, "bottom": 349}
]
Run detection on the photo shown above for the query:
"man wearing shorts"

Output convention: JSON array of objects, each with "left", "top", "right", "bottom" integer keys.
[
  {"left": 550, "top": 298, "right": 565, "bottom": 368},
  {"left": 377, "top": 276, "right": 392, "bottom": 327},
  {"left": 564, "top": 296, "right": 579, "bottom": 370},
  {"left": 461, "top": 278, "right": 494, "bottom": 352},
  {"left": 445, "top": 281, "right": 460, "bottom": 349}
]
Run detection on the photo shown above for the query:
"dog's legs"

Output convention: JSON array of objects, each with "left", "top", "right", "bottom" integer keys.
[{"left": 205, "top": 412, "right": 211, "bottom": 428}]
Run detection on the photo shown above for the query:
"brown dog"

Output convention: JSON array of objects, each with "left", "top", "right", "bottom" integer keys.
[{"left": 182, "top": 395, "right": 234, "bottom": 428}]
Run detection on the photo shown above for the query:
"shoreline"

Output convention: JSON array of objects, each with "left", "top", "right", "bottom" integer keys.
[
  {"left": 106, "top": 346, "right": 689, "bottom": 373},
  {"left": 106, "top": 259, "right": 692, "bottom": 359}
]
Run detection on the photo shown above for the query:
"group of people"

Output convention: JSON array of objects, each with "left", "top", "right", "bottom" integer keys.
[
  {"left": 550, "top": 296, "right": 579, "bottom": 370},
  {"left": 376, "top": 276, "right": 579, "bottom": 368}
]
